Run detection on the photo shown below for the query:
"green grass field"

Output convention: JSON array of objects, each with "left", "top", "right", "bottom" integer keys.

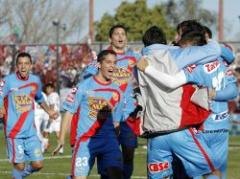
[{"left": 0, "top": 130, "right": 239, "bottom": 179}]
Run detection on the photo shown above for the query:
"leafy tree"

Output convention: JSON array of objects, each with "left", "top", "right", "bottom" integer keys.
[
  {"left": 162, "top": 0, "right": 217, "bottom": 30},
  {"left": 0, "top": 0, "right": 87, "bottom": 43},
  {"left": 95, "top": 0, "right": 175, "bottom": 41}
]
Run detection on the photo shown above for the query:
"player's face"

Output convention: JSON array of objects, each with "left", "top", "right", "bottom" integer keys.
[
  {"left": 16, "top": 57, "right": 32, "bottom": 78},
  {"left": 109, "top": 28, "right": 127, "bottom": 51},
  {"left": 99, "top": 54, "right": 116, "bottom": 81}
]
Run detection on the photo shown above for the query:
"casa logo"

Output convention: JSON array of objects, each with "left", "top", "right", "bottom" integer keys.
[
  {"left": 88, "top": 97, "right": 110, "bottom": 120},
  {"left": 204, "top": 60, "right": 220, "bottom": 73},
  {"left": 112, "top": 66, "right": 131, "bottom": 85},
  {"left": 148, "top": 161, "right": 169, "bottom": 173},
  {"left": 186, "top": 64, "right": 197, "bottom": 73},
  {"left": 14, "top": 94, "right": 33, "bottom": 112}
]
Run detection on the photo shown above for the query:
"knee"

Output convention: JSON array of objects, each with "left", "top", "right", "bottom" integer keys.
[
  {"left": 14, "top": 163, "right": 25, "bottom": 171},
  {"left": 31, "top": 161, "right": 44, "bottom": 171}
]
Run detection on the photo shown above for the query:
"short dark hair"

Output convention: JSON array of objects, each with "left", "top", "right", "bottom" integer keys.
[
  {"left": 109, "top": 24, "right": 127, "bottom": 38},
  {"left": 202, "top": 26, "right": 212, "bottom": 39},
  {"left": 176, "top": 20, "right": 204, "bottom": 36},
  {"left": 179, "top": 30, "right": 207, "bottom": 46},
  {"left": 142, "top": 26, "right": 167, "bottom": 47},
  {"left": 97, "top": 50, "right": 116, "bottom": 63},
  {"left": 16, "top": 52, "right": 32, "bottom": 64},
  {"left": 45, "top": 82, "right": 55, "bottom": 89}
]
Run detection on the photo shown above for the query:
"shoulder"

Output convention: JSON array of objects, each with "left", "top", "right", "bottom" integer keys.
[{"left": 30, "top": 74, "right": 41, "bottom": 82}]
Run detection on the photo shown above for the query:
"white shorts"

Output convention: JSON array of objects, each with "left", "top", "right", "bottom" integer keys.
[{"left": 44, "top": 116, "right": 61, "bottom": 133}]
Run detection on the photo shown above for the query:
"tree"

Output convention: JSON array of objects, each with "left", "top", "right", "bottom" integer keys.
[
  {"left": 95, "top": 0, "right": 175, "bottom": 42},
  {"left": 0, "top": 0, "right": 87, "bottom": 43},
  {"left": 162, "top": 0, "right": 217, "bottom": 30}
]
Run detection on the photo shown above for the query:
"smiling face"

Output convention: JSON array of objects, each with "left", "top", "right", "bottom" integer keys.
[
  {"left": 16, "top": 56, "right": 32, "bottom": 78},
  {"left": 98, "top": 53, "right": 117, "bottom": 82},
  {"left": 109, "top": 27, "right": 127, "bottom": 53}
]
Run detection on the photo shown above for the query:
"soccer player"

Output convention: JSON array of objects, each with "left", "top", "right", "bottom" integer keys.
[
  {"left": 53, "top": 50, "right": 135, "bottom": 179},
  {"left": 80, "top": 25, "right": 140, "bottom": 179},
  {"left": 43, "top": 82, "right": 63, "bottom": 153},
  {"left": 138, "top": 29, "right": 237, "bottom": 179},
  {"left": 137, "top": 25, "right": 224, "bottom": 179},
  {"left": 0, "top": 52, "right": 58, "bottom": 179}
]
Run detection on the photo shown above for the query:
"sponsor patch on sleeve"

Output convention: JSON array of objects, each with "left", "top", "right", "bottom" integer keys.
[{"left": 148, "top": 161, "right": 169, "bottom": 173}]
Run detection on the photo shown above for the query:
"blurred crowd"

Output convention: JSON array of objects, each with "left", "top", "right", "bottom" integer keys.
[{"left": 0, "top": 43, "right": 93, "bottom": 88}]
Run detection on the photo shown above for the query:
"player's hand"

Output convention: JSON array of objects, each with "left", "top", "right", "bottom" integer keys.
[
  {"left": 208, "top": 88, "right": 216, "bottom": 100},
  {"left": 136, "top": 57, "right": 149, "bottom": 72},
  {"left": 52, "top": 143, "right": 64, "bottom": 156},
  {"left": 48, "top": 110, "right": 59, "bottom": 120},
  {"left": 0, "top": 107, "right": 5, "bottom": 118}
]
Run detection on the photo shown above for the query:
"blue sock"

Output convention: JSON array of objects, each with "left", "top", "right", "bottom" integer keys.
[
  {"left": 206, "top": 175, "right": 220, "bottom": 179},
  {"left": 66, "top": 175, "right": 72, "bottom": 179},
  {"left": 22, "top": 165, "right": 39, "bottom": 177},
  {"left": 123, "top": 164, "right": 133, "bottom": 179},
  {"left": 12, "top": 168, "right": 23, "bottom": 179}
]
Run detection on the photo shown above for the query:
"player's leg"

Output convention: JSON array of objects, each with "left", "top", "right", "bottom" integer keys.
[
  {"left": 6, "top": 138, "right": 26, "bottom": 179},
  {"left": 172, "top": 154, "right": 192, "bottom": 179},
  {"left": 71, "top": 138, "right": 94, "bottom": 179},
  {"left": 170, "top": 128, "right": 221, "bottom": 178},
  {"left": 22, "top": 135, "right": 43, "bottom": 177},
  {"left": 53, "top": 117, "right": 64, "bottom": 154},
  {"left": 118, "top": 122, "right": 137, "bottom": 179},
  {"left": 97, "top": 136, "right": 123, "bottom": 179},
  {"left": 147, "top": 135, "right": 173, "bottom": 179}
]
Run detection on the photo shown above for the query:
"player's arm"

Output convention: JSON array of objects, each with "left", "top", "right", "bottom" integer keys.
[
  {"left": 79, "top": 60, "right": 98, "bottom": 80},
  {"left": 137, "top": 57, "right": 187, "bottom": 89},
  {"left": 171, "top": 40, "right": 221, "bottom": 69},
  {"left": 0, "top": 78, "right": 10, "bottom": 118},
  {"left": 221, "top": 45, "right": 235, "bottom": 64},
  {"left": 210, "top": 73, "right": 238, "bottom": 101},
  {"left": 52, "top": 111, "right": 73, "bottom": 155},
  {"left": 53, "top": 85, "right": 82, "bottom": 155}
]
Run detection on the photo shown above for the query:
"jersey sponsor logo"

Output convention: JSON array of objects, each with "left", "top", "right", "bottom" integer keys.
[
  {"left": 186, "top": 64, "right": 197, "bottom": 73},
  {"left": 112, "top": 66, "right": 131, "bottom": 86},
  {"left": 14, "top": 94, "right": 33, "bottom": 112},
  {"left": 88, "top": 97, "right": 111, "bottom": 120},
  {"left": 148, "top": 161, "right": 169, "bottom": 173},
  {"left": 204, "top": 60, "right": 220, "bottom": 73}
]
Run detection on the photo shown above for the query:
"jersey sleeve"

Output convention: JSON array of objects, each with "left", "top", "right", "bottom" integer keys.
[
  {"left": 63, "top": 84, "right": 83, "bottom": 114},
  {"left": 214, "top": 69, "right": 238, "bottom": 101},
  {"left": 220, "top": 45, "right": 235, "bottom": 64},
  {"left": 144, "top": 65, "right": 187, "bottom": 89},
  {"left": 171, "top": 40, "right": 221, "bottom": 69},
  {"left": 34, "top": 77, "right": 44, "bottom": 104},
  {"left": 183, "top": 65, "right": 205, "bottom": 85},
  {"left": 79, "top": 61, "right": 98, "bottom": 80},
  {"left": 0, "top": 77, "right": 9, "bottom": 108}
]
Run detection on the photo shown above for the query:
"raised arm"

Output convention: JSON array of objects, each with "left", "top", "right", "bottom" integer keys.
[{"left": 171, "top": 40, "right": 221, "bottom": 69}]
